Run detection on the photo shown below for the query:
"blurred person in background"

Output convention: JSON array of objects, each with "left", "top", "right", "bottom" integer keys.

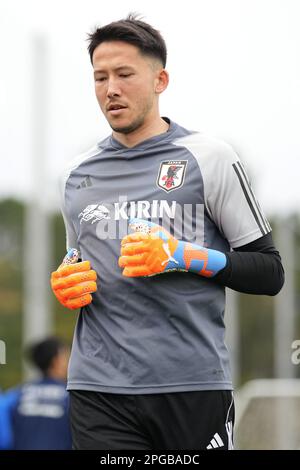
[{"left": 0, "top": 336, "right": 72, "bottom": 450}]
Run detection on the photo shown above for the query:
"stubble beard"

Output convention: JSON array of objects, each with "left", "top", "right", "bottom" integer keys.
[
  {"left": 110, "top": 115, "right": 145, "bottom": 135},
  {"left": 108, "top": 99, "right": 153, "bottom": 135}
]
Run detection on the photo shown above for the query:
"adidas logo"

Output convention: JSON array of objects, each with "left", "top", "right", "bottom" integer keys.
[
  {"left": 76, "top": 176, "right": 92, "bottom": 189},
  {"left": 206, "top": 433, "right": 224, "bottom": 449}
]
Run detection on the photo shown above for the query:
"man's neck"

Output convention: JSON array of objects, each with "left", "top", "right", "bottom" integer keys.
[{"left": 112, "top": 117, "right": 169, "bottom": 148}]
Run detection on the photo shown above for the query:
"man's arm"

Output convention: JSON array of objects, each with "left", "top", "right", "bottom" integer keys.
[
  {"left": 185, "top": 139, "right": 284, "bottom": 295},
  {"left": 119, "top": 219, "right": 284, "bottom": 297},
  {"left": 213, "top": 232, "right": 284, "bottom": 296},
  {"left": 50, "top": 172, "right": 98, "bottom": 311}
]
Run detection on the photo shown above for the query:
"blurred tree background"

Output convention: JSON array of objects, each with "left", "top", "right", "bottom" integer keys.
[
  {"left": 0, "top": 199, "right": 299, "bottom": 389},
  {"left": 0, "top": 199, "right": 76, "bottom": 389}
]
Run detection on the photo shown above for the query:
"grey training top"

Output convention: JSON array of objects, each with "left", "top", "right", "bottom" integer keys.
[{"left": 60, "top": 118, "right": 271, "bottom": 394}]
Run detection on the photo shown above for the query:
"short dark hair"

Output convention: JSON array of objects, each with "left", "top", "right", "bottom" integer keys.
[
  {"left": 87, "top": 13, "right": 167, "bottom": 67},
  {"left": 27, "top": 336, "right": 65, "bottom": 375}
]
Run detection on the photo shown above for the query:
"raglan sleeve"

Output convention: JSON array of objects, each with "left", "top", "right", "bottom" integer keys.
[{"left": 203, "top": 140, "right": 271, "bottom": 249}]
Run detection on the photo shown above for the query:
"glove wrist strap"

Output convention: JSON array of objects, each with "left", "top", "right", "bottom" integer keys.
[{"left": 167, "top": 240, "right": 227, "bottom": 277}]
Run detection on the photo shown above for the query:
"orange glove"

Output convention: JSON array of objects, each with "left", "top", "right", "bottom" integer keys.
[
  {"left": 119, "top": 218, "right": 226, "bottom": 278},
  {"left": 51, "top": 249, "right": 97, "bottom": 310},
  {"left": 119, "top": 221, "right": 179, "bottom": 277}
]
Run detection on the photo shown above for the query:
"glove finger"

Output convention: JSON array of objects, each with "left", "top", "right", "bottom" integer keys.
[
  {"left": 120, "top": 241, "right": 150, "bottom": 256},
  {"left": 54, "top": 260, "right": 91, "bottom": 278},
  {"left": 51, "top": 270, "right": 97, "bottom": 290},
  {"left": 122, "top": 265, "right": 152, "bottom": 277},
  {"left": 59, "top": 281, "right": 97, "bottom": 300},
  {"left": 119, "top": 253, "right": 148, "bottom": 268},
  {"left": 64, "top": 294, "right": 92, "bottom": 310},
  {"left": 121, "top": 232, "right": 149, "bottom": 246},
  {"left": 123, "top": 250, "right": 165, "bottom": 276},
  {"left": 52, "top": 288, "right": 64, "bottom": 303}
]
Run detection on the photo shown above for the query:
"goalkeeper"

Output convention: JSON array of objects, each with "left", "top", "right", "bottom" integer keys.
[{"left": 51, "top": 15, "right": 284, "bottom": 450}]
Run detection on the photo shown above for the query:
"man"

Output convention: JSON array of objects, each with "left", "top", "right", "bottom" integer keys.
[
  {"left": 51, "top": 14, "right": 284, "bottom": 450},
  {"left": 0, "top": 337, "right": 72, "bottom": 449}
]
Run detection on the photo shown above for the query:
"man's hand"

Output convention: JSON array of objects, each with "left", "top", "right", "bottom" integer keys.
[
  {"left": 119, "top": 218, "right": 227, "bottom": 278},
  {"left": 51, "top": 249, "right": 97, "bottom": 310}
]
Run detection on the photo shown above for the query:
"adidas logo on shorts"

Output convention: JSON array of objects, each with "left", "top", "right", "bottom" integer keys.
[{"left": 206, "top": 432, "right": 224, "bottom": 449}]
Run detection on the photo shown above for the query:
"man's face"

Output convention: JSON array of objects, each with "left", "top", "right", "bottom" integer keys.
[{"left": 92, "top": 41, "right": 163, "bottom": 134}]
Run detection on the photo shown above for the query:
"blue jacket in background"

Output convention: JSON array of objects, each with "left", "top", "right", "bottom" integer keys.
[{"left": 0, "top": 377, "right": 72, "bottom": 450}]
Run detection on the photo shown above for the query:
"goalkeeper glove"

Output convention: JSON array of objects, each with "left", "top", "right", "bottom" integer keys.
[
  {"left": 51, "top": 248, "right": 97, "bottom": 310},
  {"left": 119, "top": 218, "right": 226, "bottom": 278}
]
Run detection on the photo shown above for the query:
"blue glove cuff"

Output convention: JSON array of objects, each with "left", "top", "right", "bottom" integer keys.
[{"left": 168, "top": 240, "right": 227, "bottom": 277}]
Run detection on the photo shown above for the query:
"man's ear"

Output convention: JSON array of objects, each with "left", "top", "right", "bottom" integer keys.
[{"left": 155, "top": 69, "right": 169, "bottom": 94}]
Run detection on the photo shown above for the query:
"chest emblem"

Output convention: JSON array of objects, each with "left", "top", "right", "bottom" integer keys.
[
  {"left": 157, "top": 160, "right": 188, "bottom": 192},
  {"left": 78, "top": 204, "right": 110, "bottom": 224}
]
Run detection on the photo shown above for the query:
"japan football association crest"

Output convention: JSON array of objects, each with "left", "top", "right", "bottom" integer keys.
[{"left": 157, "top": 160, "right": 188, "bottom": 192}]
